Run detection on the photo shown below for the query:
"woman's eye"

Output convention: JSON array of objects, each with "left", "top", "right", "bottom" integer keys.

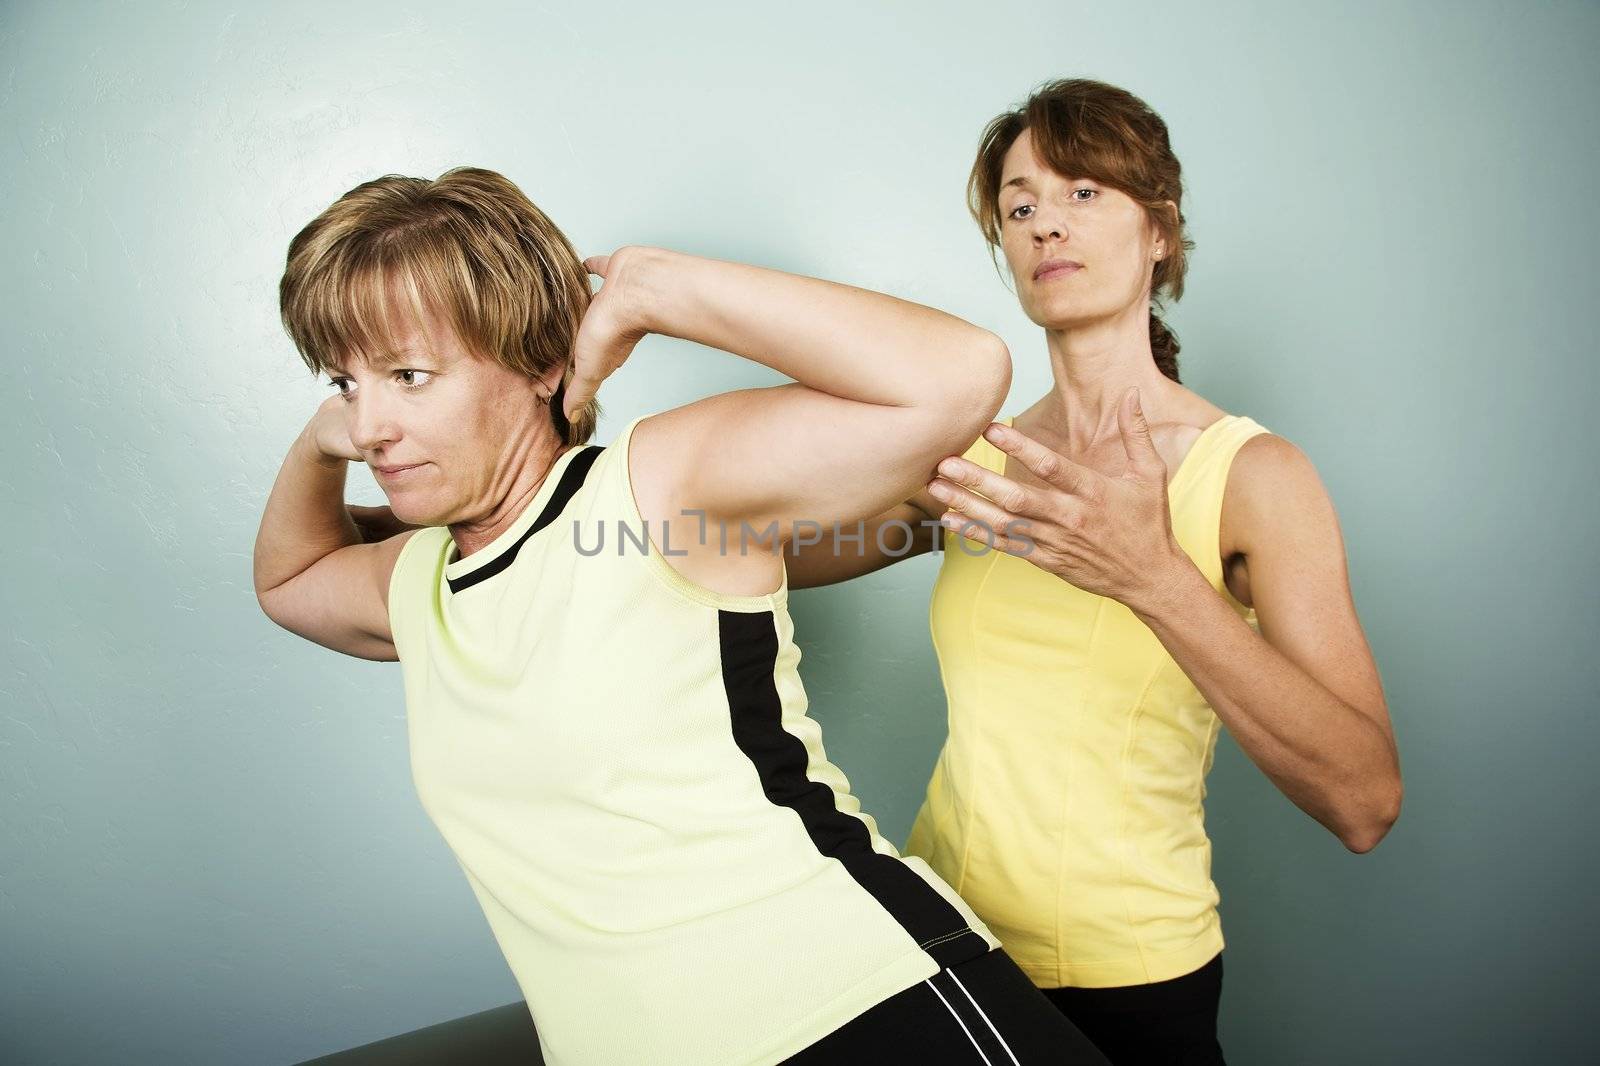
[
  {"left": 397, "top": 369, "right": 432, "bottom": 388},
  {"left": 329, "top": 377, "right": 354, "bottom": 398},
  {"left": 1072, "top": 188, "right": 1097, "bottom": 202},
  {"left": 1008, "top": 204, "right": 1035, "bottom": 221}
]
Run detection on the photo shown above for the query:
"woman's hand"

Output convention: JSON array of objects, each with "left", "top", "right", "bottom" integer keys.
[
  {"left": 562, "top": 247, "right": 660, "bottom": 420},
  {"left": 926, "top": 387, "right": 1186, "bottom": 610},
  {"left": 305, "top": 393, "right": 364, "bottom": 465}
]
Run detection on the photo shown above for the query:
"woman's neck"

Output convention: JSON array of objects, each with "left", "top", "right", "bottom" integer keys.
[
  {"left": 448, "top": 429, "right": 571, "bottom": 561},
  {"left": 1036, "top": 307, "right": 1173, "bottom": 448}
]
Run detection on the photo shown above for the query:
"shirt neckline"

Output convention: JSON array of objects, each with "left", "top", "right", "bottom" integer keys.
[{"left": 442, "top": 443, "right": 590, "bottom": 583}]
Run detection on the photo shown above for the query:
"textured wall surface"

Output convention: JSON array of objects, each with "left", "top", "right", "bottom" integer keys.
[{"left": 3, "top": 1, "right": 1596, "bottom": 1063}]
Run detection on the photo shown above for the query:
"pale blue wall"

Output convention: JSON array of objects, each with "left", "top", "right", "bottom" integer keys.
[{"left": 3, "top": 1, "right": 1596, "bottom": 1062}]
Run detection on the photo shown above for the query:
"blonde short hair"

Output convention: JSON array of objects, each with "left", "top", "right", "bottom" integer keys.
[{"left": 278, "top": 166, "right": 599, "bottom": 444}]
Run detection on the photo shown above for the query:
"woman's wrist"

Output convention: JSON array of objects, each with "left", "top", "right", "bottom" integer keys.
[
  {"left": 605, "top": 244, "right": 677, "bottom": 337},
  {"left": 1124, "top": 547, "right": 1207, "bottom": 624},
  {"left": 295, "top": 424, "right": 347, "bottom": 471}
]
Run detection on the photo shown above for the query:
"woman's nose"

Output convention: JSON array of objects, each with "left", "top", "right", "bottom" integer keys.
[{"left": 348, "top": 396, "right": 398, "bottom": 452}]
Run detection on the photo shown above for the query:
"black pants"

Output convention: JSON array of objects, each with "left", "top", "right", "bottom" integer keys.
[
  {"left": 1039, "top": 954, "right": 1225, "bottom": 1066},
  {"left": 785, "top": 948, "right": 1110, "bottom": 1064}
]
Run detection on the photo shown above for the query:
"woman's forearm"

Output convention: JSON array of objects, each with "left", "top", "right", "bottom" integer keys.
[
  {"left": 1129, "top": 557, "right": 1403, "bottom": 852},
  {"left": 622, "top": 247, "right": 1009, "bottom": 409},
  {"left": 253, "top": 426, "right": 361, "bottom": 598}
]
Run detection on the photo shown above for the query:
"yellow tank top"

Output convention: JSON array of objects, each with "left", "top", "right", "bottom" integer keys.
[
  {"left": 905, "top": 412, "right": 1270, "bottom": 989},
  {"left": 386, "top": 414, "right": 999, "bottom": 1066}
]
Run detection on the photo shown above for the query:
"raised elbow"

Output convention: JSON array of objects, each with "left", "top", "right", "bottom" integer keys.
[
  {"left": 255, "top": 583, "right": 288, "bottom": 628},
  {"left": 1340, "top": 778, "right": 1403, "bottom": 854},
  {"left": 971, "top": 331, "right": 1012, "bottom": 414},
  {"left": 932, "top": 330, "right": 1011, "bottom": 434},
  {"left": 1340, "top": 828, "right": 1385, "bottom": 855}
]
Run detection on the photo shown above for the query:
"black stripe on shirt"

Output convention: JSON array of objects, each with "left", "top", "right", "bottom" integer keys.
[
  {"left": 447, "top": 445, "right": 605, "bottom": 595},
  {"left": 718, "top": 608, "right": 991, "bottom": 969}
]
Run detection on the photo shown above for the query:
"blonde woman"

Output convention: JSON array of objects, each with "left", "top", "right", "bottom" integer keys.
[
  {"left": 787, "top": 79, "right": 1403, "bottom": 1064},
  {"left": 255, "top": 168, "right": 1109, "bottom": 1064}
]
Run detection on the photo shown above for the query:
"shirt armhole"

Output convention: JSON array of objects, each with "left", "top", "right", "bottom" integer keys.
[{"left": 387, "top": 526, "right": 439, "bottom": 657}]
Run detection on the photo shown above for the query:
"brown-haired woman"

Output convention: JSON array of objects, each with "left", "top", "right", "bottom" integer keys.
[
  {"left": 787, "top": 79, "right": 1403, "bottom": 1063},
  {"left": 257, "top": 167, "right": 1111, "bottom": 1063}
]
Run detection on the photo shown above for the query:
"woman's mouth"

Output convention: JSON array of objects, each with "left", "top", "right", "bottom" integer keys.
[{"left": 1034, "top": 260, "right": 1083, "bottom": 281}]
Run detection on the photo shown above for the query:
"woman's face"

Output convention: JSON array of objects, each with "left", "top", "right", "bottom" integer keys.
[
  {"left": 996, "top": 127, "right": 1163, "bottom": 331},
  {"left": 326, "top": 300, "right": 548, "bottom": 527}
]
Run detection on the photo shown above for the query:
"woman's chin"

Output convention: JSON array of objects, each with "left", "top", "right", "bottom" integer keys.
[
  {"left": 1028, "top": 303, "right": 1122, "bottom": 333},
  {"left": 386, "top": 497, "right": 435, "bottom": 528}
]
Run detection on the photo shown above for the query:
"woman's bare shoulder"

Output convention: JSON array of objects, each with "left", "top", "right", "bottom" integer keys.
[{"left": 1220, "top": 429, "right": 1331, "bottom": 560}]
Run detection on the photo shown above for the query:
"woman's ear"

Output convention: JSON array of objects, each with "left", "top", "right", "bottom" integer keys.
[
  {"left": 541, "top": 364, "right": 574, "bottom": 438},
  {"left": 536, "top": 364, "right": 565, "bottom": 404}
]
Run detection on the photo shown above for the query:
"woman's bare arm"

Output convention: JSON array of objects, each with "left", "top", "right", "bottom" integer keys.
[
  {"left": 1133, "top": 435, "right": 1401, "bottom": 851},
  {"left": 569, "top": 247, "right": 1011, "bottom": 556},
  {"left": 782, "top": 491, "right": 946, "bottom": 589},
  {"left": 252, "top": 397, "right": 415, "bottom": 661}
]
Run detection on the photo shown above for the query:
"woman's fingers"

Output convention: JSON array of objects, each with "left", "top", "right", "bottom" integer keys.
[
  {"left": 564, "top": 308, "right": 623, "bottom": 419},
  {"left": 563, "top": 322, "right": 635, "bottom": 418},
  {"left": 981, "top": 423, "right": 1098, "bottom": 497},
  {"left": 927, "top": 472, "right": 1023, "bottom": 537},
  {"left": 562, "top": 359, "right": 604, "bottom": 419},
  {"left": 931, "top": 456, "right": 1046, "bottom": 519},
  {"left": 311, "top": 394, "right": 366, "bottom": 463},
  {"left": 564, "top": 251, "right": 642, "bottom": 419}
]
